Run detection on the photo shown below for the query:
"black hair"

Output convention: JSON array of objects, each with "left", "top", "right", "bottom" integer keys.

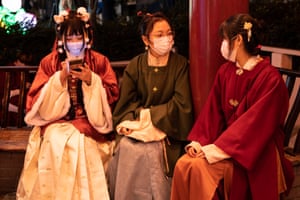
[
  {"left": 138, "top": 11, "right": 173, "bottom": 38},
  {"left": 219, "top": 13, "right": 265, "bottom": 55}
]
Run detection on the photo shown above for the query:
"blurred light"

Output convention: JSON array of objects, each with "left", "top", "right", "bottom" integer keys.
[
  {"left": 0, "top": 2, "right": 37, "bottom": 34},
  {"left": 2, "top": 0, "right": 22, "bottom": 13}
]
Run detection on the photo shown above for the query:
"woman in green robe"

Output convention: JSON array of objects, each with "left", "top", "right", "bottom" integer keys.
[{"left": 107, "top": 11, "right": 194, "bottom": 200}]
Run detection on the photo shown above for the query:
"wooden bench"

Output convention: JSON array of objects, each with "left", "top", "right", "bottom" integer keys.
[{"left": 1, "top": 63, "right": 298, "bottom": 196}]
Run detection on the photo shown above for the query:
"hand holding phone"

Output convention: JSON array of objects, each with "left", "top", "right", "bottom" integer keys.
[{"left": 68, "top": 59, "right": 83, "bottom": 72}]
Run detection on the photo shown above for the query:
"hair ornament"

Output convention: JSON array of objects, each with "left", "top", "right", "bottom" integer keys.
[
  {"left": 53, "top": 7, "right": 90, "bottom": 25},
  {"left": 243, "top": 22, "right": 252, "bottom": 42},
  {"left": 53, "top": 10, "right": 69, "bottom": 24},
  {"left": 58, "top": 47, "right": 64, "bottom": 53},
  {"left": 137, "top": 10, "right": 153, "bottom": 17},
  {"left": 77, "top": 7, "right": 90, "bottom": 22},
  {"left": 53, "top": 15, "right": 64, "bottom": 24}
]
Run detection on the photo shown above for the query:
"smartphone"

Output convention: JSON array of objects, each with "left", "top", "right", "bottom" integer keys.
[{"left": 68, "top": 59, "right": 83, "bottom": 72}]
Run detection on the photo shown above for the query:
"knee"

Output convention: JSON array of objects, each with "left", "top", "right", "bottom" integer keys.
[{"left": 175, "top": 154, "right": 208, "bottom": 173}]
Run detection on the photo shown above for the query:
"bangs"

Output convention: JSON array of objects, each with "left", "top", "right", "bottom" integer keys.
[{"left": 64, "top": 18, "right": 85, "bottom": 36}]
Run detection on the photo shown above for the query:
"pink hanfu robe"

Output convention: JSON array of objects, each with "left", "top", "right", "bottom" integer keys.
[
  {"left": 16, "top": 50, "right": 119, "bottom": 200},
  {"left": 172, "top": 58, "right": 294, "bottom": 200}
]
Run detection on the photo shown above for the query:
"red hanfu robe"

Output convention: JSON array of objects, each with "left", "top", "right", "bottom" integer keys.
[{"left": 188, "top": 58, "right": 294, "bottom": 199}]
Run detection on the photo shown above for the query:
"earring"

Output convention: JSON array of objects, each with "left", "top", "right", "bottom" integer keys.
[
  {"left": 145, "top": 46, "right": 148, "bottom": 50},
  {"left": 58, "top": 47, "right": 64, "bottom": 53}
]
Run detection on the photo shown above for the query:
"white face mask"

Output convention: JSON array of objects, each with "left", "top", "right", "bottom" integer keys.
[
  {"left": 220, "top": 39, "right": 237, "bottom": 62},
  {"left": 66, "top": 41, "right": 85, "bottom": 57},
  {"left": 151, "top": 36, "right": 174, "bottom": 56}
]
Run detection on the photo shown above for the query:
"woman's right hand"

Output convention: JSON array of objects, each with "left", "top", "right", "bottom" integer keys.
[{"left": 187, "top": 146, "right": 205, "bottom": 158}]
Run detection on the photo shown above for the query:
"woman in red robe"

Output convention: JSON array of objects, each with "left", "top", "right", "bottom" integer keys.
[
  {"left": 17, "top": 7, "right": 119, "bottom": 199},
  {"left": 171, "top": 13, "right": 294, "bottom": 200}
]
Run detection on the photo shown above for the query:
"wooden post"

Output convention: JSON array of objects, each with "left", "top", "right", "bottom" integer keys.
[{"left": 189, "top": 0, "right": 249, "bottom": 116}]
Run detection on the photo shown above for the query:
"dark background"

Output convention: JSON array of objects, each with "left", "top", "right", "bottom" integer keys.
[{"left": 0, "top": 0, "right": 299, "bottom": 66}]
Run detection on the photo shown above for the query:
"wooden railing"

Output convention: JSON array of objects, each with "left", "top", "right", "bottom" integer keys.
[
  {"left": 261, "top": 45, "right": 300, "bottom": 69},
  {"left": 0, "top": 66, "right": 37, "bottom": 128},
  {"left": 277, "top": 68, "right": 300, "bottom": 156}
]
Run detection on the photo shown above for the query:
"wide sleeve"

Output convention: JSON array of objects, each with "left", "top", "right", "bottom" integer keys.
[
  {"left": 150, "top": 56, "right": 194, "bottom": 141},
  {"left": 26, "top": 54, "right": 59, "bottom": 112},
  {"left": 24, "top": 71, "right": 70, "bottom": 126},
  {"left": 112, "top": 58, "right": 141, "bottom": 127},
  {"left": 96, "top": 55, "right": 119, "bottom": 106},
  {"left": 82, "top": 72, "right": 113, "bottom": 133},
  {"left": 25, "top": 54, "right": 71, "bottom": 126},
  {"left": 188, "top": 68, "right": 226, "bottom": 143},
  {"left": 215, "top": 71, "right": 289, "bottom": 170}
]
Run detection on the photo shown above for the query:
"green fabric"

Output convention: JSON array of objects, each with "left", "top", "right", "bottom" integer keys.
[{"left": 112, "top": 51, "right": 194, "bottom": 175}]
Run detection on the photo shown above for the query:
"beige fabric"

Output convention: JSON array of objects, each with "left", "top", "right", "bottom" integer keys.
[
  {"left": 25, "top": 71, "right": 113, "bottom": 133},
  {"left": 17, "top": 123, "right": 114, "bottom": 200},
  {"left": 116, "top": 109, "right": 166, "bottom": 142},
  {"left": 202, "top": 144, "right": 230, "bottom": 164},
  {"left": 18, "top": 71, "right": 114, "bottom": 199},
  {"left": 185, "top": 141, "right": 230, "bottom": 164},
  {"left": 25, "top": 71, "right": 70, "bottom": 126}
]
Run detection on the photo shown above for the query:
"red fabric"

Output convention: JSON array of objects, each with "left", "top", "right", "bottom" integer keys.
[
  {"left": 188, "top": 58, "right": 294, "bottom": 199},
  {"left": 189, "top": 0, "right": 248, "bottom": 116},
  {"left": 26, "top": 50, "right": 119, "bottom": 141}
]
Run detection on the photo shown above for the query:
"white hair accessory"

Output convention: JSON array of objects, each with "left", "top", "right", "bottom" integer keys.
[
  {"left": 53, "top": 7, "right": 90, "bottom": 25},
  {"left": 53, "top": 10, "right": 69, "bottom": 24},
  {"left": 77, "top": 7, "right": 90, "bottom": 22}
]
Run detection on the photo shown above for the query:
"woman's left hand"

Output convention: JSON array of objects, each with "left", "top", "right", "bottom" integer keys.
[{"left": 70, "top": 63, "right": 92, "bottom": 85}]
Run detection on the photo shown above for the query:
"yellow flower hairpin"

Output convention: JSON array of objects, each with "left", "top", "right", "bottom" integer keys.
[{"left": 243, "top": 22, "right": 252, "bottom": 42}]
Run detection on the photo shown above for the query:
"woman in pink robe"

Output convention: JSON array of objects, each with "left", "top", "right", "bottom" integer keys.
[
  {"left": 17, "top": 7, "right": 119, "bottom": 200},
  {"left": 171, "top": 13, "right": 294, "bottom": 200}
]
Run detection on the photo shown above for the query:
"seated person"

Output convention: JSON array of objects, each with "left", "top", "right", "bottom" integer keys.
[
  {"left": 171, "top": 13, "right": 294, "bottom": 200},
  {"left": 17, "top": 7, "right": 119, "bottom": 199}
]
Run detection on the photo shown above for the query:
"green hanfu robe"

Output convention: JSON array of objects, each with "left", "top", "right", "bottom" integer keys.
[{"left": 108, "top": 51, "right": 194, "bottom": 200}]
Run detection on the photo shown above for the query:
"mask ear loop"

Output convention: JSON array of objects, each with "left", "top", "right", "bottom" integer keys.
[{"left": 227, "top": 36, "right": 236, "bottom": 58}]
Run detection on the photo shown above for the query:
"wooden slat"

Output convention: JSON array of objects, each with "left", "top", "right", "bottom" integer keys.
[
  {"left": 0, "top": 66, "right": 38, "bottom": 128},
  {"left": 277, "top": 68, "right": 300, "bottom": 155},
  {"left": 1, "top": 72, "right": 11, "bottom": 127},
  {"left": 0, "top": 128, "right": 32, "bottom": 151}
]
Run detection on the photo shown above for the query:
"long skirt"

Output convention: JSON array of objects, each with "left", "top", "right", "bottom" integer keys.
[
  {"left": 107, "top": 137, "right": 172, "bottom": 200},
  {"left": 16, "top": 123, "right": 114, "bottom": 200},
  {"left": 171, "top": 154, "right": 233, "bottom": 200}
]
